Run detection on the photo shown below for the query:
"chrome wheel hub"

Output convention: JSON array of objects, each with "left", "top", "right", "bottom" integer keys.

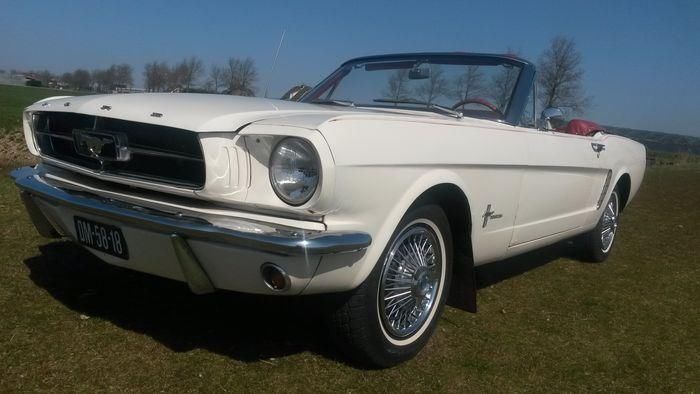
[
  {"left": 412, "top": 267, "right": 432, "bottom": 298},
  {"left": 601, "top": 192, "right": 619, "bottom": 253},
  {"left": 379, "top": 224, "right": 442, "bottom": 338}
]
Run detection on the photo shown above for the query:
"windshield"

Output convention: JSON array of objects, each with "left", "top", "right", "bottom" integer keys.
[{"left": 303, "top": 55, "right": 523, "bottom": 121}]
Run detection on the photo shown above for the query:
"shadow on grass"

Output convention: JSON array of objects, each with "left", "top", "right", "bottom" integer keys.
[
  {"left": 475, "top": 239, "right": 581, "bottom": 288},
  {"left": 24, "top": 241, "right": 346, "bottom": 365},
  {"left": 24, "top": 238, "right": 581, "bottom": 365}
]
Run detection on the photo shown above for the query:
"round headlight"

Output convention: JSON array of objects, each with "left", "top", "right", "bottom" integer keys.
[{"left": 269, "top": 137, "right": 320, "bottom": 206}]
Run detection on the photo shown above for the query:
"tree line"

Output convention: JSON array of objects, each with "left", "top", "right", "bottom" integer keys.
[
  {"left": 143, "top": 57, "right": 257, "bottom": 95},
  {"left": 18, "top": 36, "right": 586, "bottom": 111},
  {"left": 20, "top": 56, "right": 259, "bottom": 96},
  {"left": 21, "top": 64, "right": 134, "bottom": 93}
]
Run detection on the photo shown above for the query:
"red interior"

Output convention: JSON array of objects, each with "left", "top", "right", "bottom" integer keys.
[{"left": 557, "top": 119, "right": 605, "bottom": 136}]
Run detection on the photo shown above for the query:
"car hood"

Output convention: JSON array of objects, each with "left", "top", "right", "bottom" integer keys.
[
  {"left": 27, "top": 93, "right": 361, "bottom": 132},
  {"left": 28, "top": 93, "right": 495, "bottom": 133}
]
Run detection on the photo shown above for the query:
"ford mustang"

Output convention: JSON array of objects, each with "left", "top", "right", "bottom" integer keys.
[{"left": 11, "top": 52, "right": 646, "bottom": 367}]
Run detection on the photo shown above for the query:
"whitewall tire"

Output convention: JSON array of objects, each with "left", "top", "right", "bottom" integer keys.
[{"left": 326, "top": 204, "right": 452, "bottom": 367}]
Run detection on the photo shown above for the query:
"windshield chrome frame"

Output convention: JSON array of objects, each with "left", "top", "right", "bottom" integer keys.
[{"left": 302, "top": 52, "right": 536, "bottom": 126}]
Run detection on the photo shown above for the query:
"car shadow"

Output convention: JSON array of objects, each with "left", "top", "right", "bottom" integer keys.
[
  {"left": 23, "top": 241, "right": 345, "bottom": 365},
  {"left": 475, "top": 239, "right": 580, "bottom": 288},
  {"left": 24, "top": 238, "right": 581, "bottom": 365}
]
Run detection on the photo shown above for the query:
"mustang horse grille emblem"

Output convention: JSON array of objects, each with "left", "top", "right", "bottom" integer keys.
[
  {"left": 73, "top": 130, "right": 131, "bottom": 165},
  {"left": 81, "top": 134, "right": 108, "bottom": 158}
]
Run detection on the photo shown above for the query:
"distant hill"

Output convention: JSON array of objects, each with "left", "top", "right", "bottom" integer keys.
[{"left": 606, "top": 126, "right": 700, "bottom": 155}]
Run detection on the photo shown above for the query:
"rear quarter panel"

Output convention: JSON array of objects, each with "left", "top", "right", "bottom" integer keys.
[{"left": 597, "top": 133, "right": 646, "bottom": 210}]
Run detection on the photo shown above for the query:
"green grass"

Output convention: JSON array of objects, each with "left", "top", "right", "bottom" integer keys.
[
  {"left": 0, "top": 84, "right": 90, "bottom": 133},
  {"left": 0, "top": 166, "right": 698, "bottom": 391},
  {"left": 649, "top": 151, "right": 700, "bottom": 167}
]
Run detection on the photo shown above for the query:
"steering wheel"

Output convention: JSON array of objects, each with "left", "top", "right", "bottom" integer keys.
[{"left": 451, "top": 98, "right": 502, "bottom": 115}]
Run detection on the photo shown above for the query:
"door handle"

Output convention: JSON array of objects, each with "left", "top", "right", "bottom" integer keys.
[{"left": 591, "top": 143, "right": 605, "bottom": 157}]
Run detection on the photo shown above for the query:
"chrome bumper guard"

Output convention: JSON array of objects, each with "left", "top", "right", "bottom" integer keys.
[{"left": 10, "top": 166, "right": 372, "bottom": 257}]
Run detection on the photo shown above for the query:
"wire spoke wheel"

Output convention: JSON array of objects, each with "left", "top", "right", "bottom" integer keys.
[
  {"left": 327, "top": 205, "right": 451, "bottom": 367},
  {"left": 379, "top": 224, "right": 442, "bottom": 339},
  {"left": 600, "top": 192, "right": 619, "bottom": 253}
]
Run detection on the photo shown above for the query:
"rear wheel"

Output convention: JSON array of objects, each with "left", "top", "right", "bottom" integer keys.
[
  {"left": 326, "top": 204, "right": 452, "bottom": 367},
  {"left": 580, "top": 187, "right": 620, "bottom": 262}
]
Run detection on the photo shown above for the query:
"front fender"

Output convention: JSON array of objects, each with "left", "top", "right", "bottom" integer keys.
[{"left": 303, "top": 167, "right": 471, "bottom": 294}]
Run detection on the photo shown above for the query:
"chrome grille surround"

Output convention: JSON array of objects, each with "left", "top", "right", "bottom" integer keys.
[{"left": 31, "top": 111, "right": 206, "bottom": 189}]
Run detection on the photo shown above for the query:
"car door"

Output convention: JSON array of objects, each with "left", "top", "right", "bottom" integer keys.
[{"left": 510, "top": 129, "right": 608, "bottom": 246}]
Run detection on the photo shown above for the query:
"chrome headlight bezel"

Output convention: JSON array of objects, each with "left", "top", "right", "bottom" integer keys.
[
  {"left": 23, "top": 111, "right": 41, "bottom": 155},
  {"left": 268, "top": 137, "right": 321, "bottom": 206}
]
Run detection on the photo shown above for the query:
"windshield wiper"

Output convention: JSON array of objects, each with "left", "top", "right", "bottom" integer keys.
[
  {"left": 373, "top": 99, "right": 463, "bottom": 119},
  {"left": 310, "top": 99, "right": 355, "bottom": 107}
]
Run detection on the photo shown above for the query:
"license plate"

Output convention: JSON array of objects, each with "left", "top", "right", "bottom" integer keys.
[{"left": 74, "top": 216, "right": 129, "bottom": 259}]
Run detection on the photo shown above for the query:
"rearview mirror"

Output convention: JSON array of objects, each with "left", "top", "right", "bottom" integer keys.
[
  {"left": 408, "top": 67, "right": 430, "bottom": 80},
  {"left": 540, "top": 107, "right": 565, "bottom": 130}
]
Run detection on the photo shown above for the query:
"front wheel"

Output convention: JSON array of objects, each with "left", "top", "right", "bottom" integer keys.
[
  {"left": 579, "top": 187, "right": 621, "bottom": 262},
  {"left": 326, "top": 204, "right": 452, "bottom": 367}
]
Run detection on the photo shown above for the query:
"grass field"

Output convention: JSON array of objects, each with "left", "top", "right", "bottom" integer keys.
[
  {"left": 0, "top": 84, "right": 698, "bottom": 390},
  {"left": 0, "top": 84, "right": 90, "bottom": 133},
  {"left": 0, "top": 165, "right": 698, "bottom": 391}
]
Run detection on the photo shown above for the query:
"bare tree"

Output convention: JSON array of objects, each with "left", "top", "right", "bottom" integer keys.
[
  {"left": 34, "top": 70, "right": 53, "bottom": 87},
  {"left": 537, "top": 36, "right": 589, "bottom": 113},
  {"left": 60, "top": 72, "right": 74, "bottom": 89},
  {"left": 88, "top": 65, "right": 126, "bottom": 92},
  {"left": 113, "top": 64, "right": 133, "bottom": 87},
  {"left": 143, "top": 61, "right": 170, "bottom": 92},
  {"left": 208, "top": 65, "right": 224, "bottom": 93},
  {"left": 452, "top": 65, "right": 484, "bottom": 108},
  {"left": 91, "top": 69, "right": 113, "bottom": 92},
  {"left": 167, "top": 63, "right": 185, "bottom": 91},
  {"left": 489, "top": 64, "right": 519, "bottom": 112},
  {"left": 382, "top": 69, "right": 411, "bottom": 102},
  {"left": 384, "top": 70, "right": 409, "bottom": 101},
  {"left": 414, "top": 65, "right": 448, "bottom": 105},
  {"left": 72, "top": 69, "right": 91, "bottom": 90},
  {"left": 225, "top": 57, "right": 258, "bottom": 96},
  {"left": 177, "top": 56, "right": 203, "bottom": 90}
]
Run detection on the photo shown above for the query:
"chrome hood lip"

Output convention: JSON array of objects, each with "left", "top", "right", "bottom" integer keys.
[{"left": 24, "top": 93, "right": 359, "bottom": 133}]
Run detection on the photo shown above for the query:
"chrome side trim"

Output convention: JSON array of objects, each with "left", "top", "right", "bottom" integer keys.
[
  {"left": 596, "top": 170, "right": 613, "bottom": 209},
  {"left": 11, "top": 166, "right": 371, "bottom": 256}
]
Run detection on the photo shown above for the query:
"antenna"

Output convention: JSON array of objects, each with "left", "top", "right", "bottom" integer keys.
[{"left": 264, "top": 29, "right": 286, "bottom": 99}]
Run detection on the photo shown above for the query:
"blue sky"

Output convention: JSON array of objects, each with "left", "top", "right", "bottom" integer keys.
[{"left": 1, "top": 0, "right": 699, "bottom": 136}]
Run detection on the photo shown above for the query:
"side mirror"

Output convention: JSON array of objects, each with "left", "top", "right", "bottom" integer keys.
[
  {"left": 281, "top": 84, "right": 311, "bottom": 101},
  {"left": 540, "top": 107, "right": 565, "bottom": 130}
]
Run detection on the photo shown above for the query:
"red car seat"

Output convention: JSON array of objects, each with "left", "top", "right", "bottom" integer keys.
[{"left": 557, "top": 119, "right": 605, "bottom": 136}]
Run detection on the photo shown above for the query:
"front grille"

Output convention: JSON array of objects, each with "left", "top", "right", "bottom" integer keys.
[{"left": 32, "top": 112, "right": 206, "bottom": 188}]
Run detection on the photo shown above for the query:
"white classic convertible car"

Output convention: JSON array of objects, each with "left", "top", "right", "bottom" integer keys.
[{"left": 12, "top": 52, "right": 645, "bottom": 366}]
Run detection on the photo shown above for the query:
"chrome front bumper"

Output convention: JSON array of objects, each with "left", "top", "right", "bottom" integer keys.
[
  {"left": 10, "top": 166, "right": 371, "bottom": 256},
  {"left": 10, "top": 165, "right": 371, "bottom": 295}
]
